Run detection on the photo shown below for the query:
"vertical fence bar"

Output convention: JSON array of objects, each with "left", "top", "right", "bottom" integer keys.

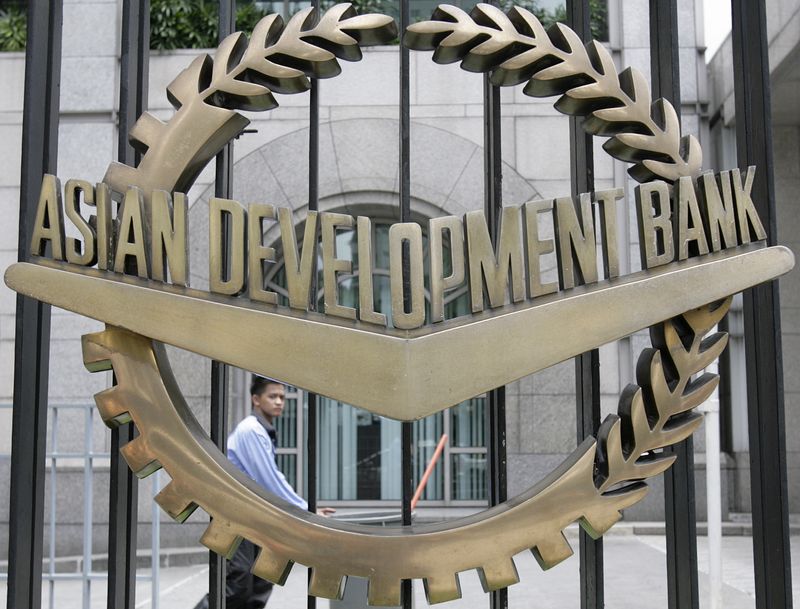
[
  {"left": 49, "top": 408, "right": 58, "bottom": 609},
  {"left": 483, "top": 75, "right": 508, "bottom": 609},
  {"left": 307, "top": 0, "right": 321, "bottom": 607},
  {"left": 481, "top": 4, "right": 507, "bottom": 608},
  {"left": 83, "top": 406, "right": 93, "bottom": 609},
  {"left": 399, "top": 0, "right": 414, "bottom": 606},
  {"left": 649, "top": 2, "right": 699, "bottom": 608},
  {"left": 7, "top": 3, "right": 62, "bottom": 609},
  {"left": 109, "top": 3, "right": 149, "bottom": 608},
  {"left": 565, "top": 2, "right": 603, "bottom": 607},
  {"left": 208, "top": 3, "right": 236, "bottom": 608},
  {"left": 730, "top": 2, "right": 794, "bottom": 608},
  {"left": 151, "top": 469, "right": 161, "bottom": 609}
]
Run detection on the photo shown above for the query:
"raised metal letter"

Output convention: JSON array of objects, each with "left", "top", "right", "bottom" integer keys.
[{"left": 429, "top": 216, "right": 465, "bottom": 323}]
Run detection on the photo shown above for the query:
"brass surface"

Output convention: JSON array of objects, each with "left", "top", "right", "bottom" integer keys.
[
  {"left": 95, "top": 183, "right": 113, "bottom": 271},
  {"left": 5, "top": 4, "right": 794, "bottom": 604},
  {"left": 554, "top": 194, "right": 597, "bottom": 289},
  {"left": 389, "top": 222, "right": 426, "bottom": 329},
  {"left": 405, "top": 3, "right": 701, "bottom": 184},
  {"left": 103, "top": 5, "right": 396, "bottom": 220},
  {"left": 64, "top": 179, "right": 97, "bottom": 267},
  {"left": 731, "top": 167, "right": 767, "bottom": 243},
  {"left": 675, "top": 176, "right": 710, "bottom": 261},
  {"left": 209, "top": 197, "right": 247, "bottom": 296},
  {"left": 151, "top": 190, "right": 189, "bottom": 286},
  {"left": 30, "top": 174, "right": 65, "bottom": 260},
  {"left": 321, "top": 212, "right": 357, "bottom": 320},
  {"left": 594, "top": 188, "right": 623, "bottom": 279},
  {"left": 279, "top": 208, "right": 318, "bottom": 311},
  {"left": 5, "top": 245, "right": 793, "bottom": 421},
  {"left": 699, "top": 171, "right": 738, "bottom": 252},
  {"left": 465, "top": 208, "right": 526, "bottom": 312},
  {"left": 428, "top": 216, "right": 466, "bottom": 323},
  {"left": 358, "top": 216, "right": 388, "bottom": 326},
  {"left": 248, "top": 203, "right": 278, "bottom": 305},
  {"left": 75, "top": 296, "right": 728, "bottom": 604},
  {"left": 636, "top": 181, "right": 674, "bottom": 269},
  {"left": 114, "top": 187, "right": 148, "bottom": 278},
  {"left": 523, "top": 200, "right": 559, "bottom": 298}
]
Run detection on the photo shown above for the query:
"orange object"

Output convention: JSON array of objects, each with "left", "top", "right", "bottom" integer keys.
[{"left": 411, "top": 434, "right": 448, "bottom": 510}]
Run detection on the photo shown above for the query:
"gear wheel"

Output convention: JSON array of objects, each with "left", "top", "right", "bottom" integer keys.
[
  {"left": 72, "top": 4, "right": 737, "bottom": 605},
  {"left": 83, "top": 326, "right": 644, "bottom": 605}
]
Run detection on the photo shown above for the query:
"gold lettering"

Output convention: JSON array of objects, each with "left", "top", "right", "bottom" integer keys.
[
  {"left": 321, "top": 212, "right": 356, "bottom": 320},
  {"left": 635, "top": 181, "right": 674, "bottom": 269},
  {"left": 30, "top": 174, "right": 65, "bottom": 260},
  {"left": 209, "top": 197, "right": 247, "bottom": 295},
  {"left": 248, "top": 203, "right": 277, "bottom": 305},
  {"left": 594, "top": 188, "right": 623, "bottom": 279},
  {"left": 698, "top": 171, "right": 737, "bottom": 252},
  {"left": 429, "top": 216, "right": 465, "bottom": 323},
  {"left": 523, "top": 199, "right": 558, "bottom": 298},
  {"left": 554, "top": 194, "right": 598, "bottom": 289},
  {"left": 675, "top": 176, "right": 710, "bottom": 260},
  {"left": 279, "top": 207, "right": 318, "bottom": 311},
  {"left": 731, "top": 167, "right": 767, "bottom": 244},
  {"left": 114, "top": 187, "right": 149, "bottom": 278},
  {"left": 357, "top": 217, "right": 387, "bottom": 326},
  {"left": 389, "top": 222, "right": 425, "bottom": 330},
  {"left": 151, "top": 190, "right": 188, "bottom": 285},
  {"left": 64, "top": 179, "right": 97, "bottom": 266},
  {"left": 94, "top": 183, "right": 113, "bottom": 271},
  {"left": 465, "top": 207, "right": 525, "bottom": 313}
]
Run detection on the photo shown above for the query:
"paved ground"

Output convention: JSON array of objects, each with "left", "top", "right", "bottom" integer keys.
[{"left": 3, "top": 534, "right": 799, "bottom": 608}]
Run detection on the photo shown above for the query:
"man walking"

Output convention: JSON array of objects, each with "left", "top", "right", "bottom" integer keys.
[{"left": 194, "top": 375, "right": 333, "bottom": 608}]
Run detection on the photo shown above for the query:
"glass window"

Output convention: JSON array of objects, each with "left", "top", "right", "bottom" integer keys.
[{"left": 451, "top": 453, "right": 487, "bottom": 501}]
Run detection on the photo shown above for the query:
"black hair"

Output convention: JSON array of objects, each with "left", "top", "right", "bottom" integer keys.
[{"left": 250, "top": 375, "right": 284, "bottom": 396}]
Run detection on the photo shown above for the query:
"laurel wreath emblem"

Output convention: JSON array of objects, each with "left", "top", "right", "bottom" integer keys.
[
  {"left": 405, "top": 3, "right": 703, "bottom": 183},
  {"left": 81, "top": 4, "right": 730, "bottom": 605},
  {"left": 103, "top": 4, "right": 397, "bottom": 200}
]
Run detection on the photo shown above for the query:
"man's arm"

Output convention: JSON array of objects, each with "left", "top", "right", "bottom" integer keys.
[{"left": 228, "top": 426, "right": 308, "bottom": 510}]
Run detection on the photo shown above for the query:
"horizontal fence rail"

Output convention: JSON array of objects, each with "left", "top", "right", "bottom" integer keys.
[{"left": 0, "top": 403, "right": 161, "bottom": 609}]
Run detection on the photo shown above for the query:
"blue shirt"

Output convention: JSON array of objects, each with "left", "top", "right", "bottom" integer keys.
[{"left": 227, "top": 413, "right": 308, "bottom": 510}]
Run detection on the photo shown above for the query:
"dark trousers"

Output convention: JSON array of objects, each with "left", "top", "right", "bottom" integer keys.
[{"left": 193, "top": 539, "right": 274, "bottom": 609}]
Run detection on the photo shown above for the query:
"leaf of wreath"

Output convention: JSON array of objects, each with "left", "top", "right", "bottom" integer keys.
[
  {"left": 593, "top": 297, "right": 731, "bottom": 498},
  {"left": 405, "top": 3, "right": 702, "bottom": 183},
  {"left": 104, "top": 3, "right": 396, "bottom": 203},
  {"left": 201, "top": 4, "right": 396, "bottom": 110}
]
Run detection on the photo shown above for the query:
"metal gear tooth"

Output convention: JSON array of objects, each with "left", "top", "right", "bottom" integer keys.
[
  {"left": 128, "top": 112, "right": 165, "bottom": 154},
  {"left": 366, "top": 576, "right": 402, "bottom": 606},
  {"left": 103, "top": 162, "right": 141, "bottom": 200},
  {"left": 308, "top": 568, "right": 346, "bottom": 600},
  {"left": 154, "top": 482, "right": 197, "bottom": 523},
  {"left": 81, "top": 331, "right": 114, "bottom": 372},
  {"left": 581, "top": 482, "right": 649, "bottom": 539},
  {"left": 120, "top": 438, "right": 161, "bottom": 478},
  {"left": 252, "top": 547, "right": 294, "bottom": 585},
  {"left": 423, "top": 572, "right": 462, "bottom": 605},
  {"left": 580, "top": 507, "right": 623, "bottom": 539},
  {"left": 93, "top": 388, "right": 132, "bottom": 426},
  {"left": 200, "top": 519, "right": 242, "bottom": 560},
  {"left": 478, "top": 558, "right": 519, "bottom": 592},
  {"left": 531, "top": 533, "right": 573, "bottom": 570}
]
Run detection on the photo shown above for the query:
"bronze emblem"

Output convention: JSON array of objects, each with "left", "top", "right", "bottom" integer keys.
[{"left": 3, "top": 3, "right": 794, "bottom": 605}]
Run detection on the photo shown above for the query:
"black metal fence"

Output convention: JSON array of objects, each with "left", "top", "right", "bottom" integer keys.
[{"left": 6, "top": 1, "right": 794, "bottom": 608}]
